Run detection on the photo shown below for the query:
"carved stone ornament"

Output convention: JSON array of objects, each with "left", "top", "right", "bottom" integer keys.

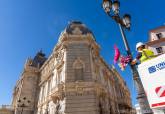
[
  {"left": 51, "top": 84, "right": 65, "bottom": 103},
  {"left": 56, "top": 51, "right": 64, "bottom": 64},
  {"left": 55, "top": 103, "right": 61, "bottom": 114},
  {"left": 75, "top": 85, "right": 84, "bottom": 96},
  {"left": 51, "top": 95, "right": 60, "bottom": 104},
  {"left": 72, "top": 27, "right": 82, "bottom": 35},
  {"left": 54, "top": 50, "right": 64, "bottom": 69}
]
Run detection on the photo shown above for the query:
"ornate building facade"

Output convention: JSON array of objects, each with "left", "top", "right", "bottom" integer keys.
[{"left": 10, "top": 21, "right": 133, "bottom": 114}]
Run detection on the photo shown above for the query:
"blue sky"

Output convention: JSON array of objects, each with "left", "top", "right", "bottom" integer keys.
[{"left": 0, "top": 0, "right": 165, "bottom": 106}]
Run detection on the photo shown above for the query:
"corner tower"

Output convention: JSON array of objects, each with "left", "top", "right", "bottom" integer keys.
[
  {"left": 62, "top": 21, "right": 97, "bottom": 82},
  {"left": 12, "top": 51, "right": 47, "bottom": 114},
  {"left": 50, "top": 21, "right": 100, "bottom": 114}
]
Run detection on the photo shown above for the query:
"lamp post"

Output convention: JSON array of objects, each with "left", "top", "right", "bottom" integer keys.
[
  {"left": 17, "top": 97, "right": 31, "bottom": 114},
  {"left": 102, "top": 0, "right": 153, "bottom": 114}
]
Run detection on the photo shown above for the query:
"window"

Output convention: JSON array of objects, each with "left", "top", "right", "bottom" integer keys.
[
  {"left": 73, "top": 59, "right": 84, "bottom": 81},
  {"left": 156, "top": 33, "right": 163, "bottom": 39},
  {"left": 41, "top": 86, "right": 45, "bottom": 102},
  {"left": 156, "top": 47, "right": 163, "bottom": 54},
  {"left": 99, "top": 69, "right": 105, "bottom": 84},
  {"left": 57, "top": 69, "right": 62, "bottom": 84},
  {"left": 47, "top": 80, "right": 51, "bottom": 95},
  {"left": 39, "top": 89, "right": 42, "bottom": 103},
  {"left": 75, "top": 68, "right": 83, "bottom": 80}
]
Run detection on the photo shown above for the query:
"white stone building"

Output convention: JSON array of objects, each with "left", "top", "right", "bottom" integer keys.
[
  {"left": 146, "top": 26, "right": 165, "bottom": 55},
  {"left": 2, "top": 21, "right": 134, "bottom": 114}
]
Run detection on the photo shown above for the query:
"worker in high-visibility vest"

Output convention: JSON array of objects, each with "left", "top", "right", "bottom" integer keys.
[{"left": 131, "top": 42, "right": 156, "bottom": 65}]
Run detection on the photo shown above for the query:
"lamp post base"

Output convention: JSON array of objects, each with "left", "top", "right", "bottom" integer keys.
[
  {"left": 133, "top": 68, "right": 153, "bottom": 114},
  {"left": 137, "top": 93, "right": 153, "bottom": 114}
]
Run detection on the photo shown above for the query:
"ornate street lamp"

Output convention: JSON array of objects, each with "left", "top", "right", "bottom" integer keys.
[
  {"left": 17, "top": 97, "right": 31, "bottom": 114},
  {"left": 102, "top": 0, "right": 112, "bottom": 13},
  {"left": 112, "top": 0, "right": 120, "bottom": 14},
  {"left": 123, "top": 14, "right": 131, "bottom": 29},
  {"left": 102, "top": 0, "right": 153, "bottom": 114}
]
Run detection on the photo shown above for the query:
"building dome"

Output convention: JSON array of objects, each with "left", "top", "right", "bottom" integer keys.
[{"left": 65, "top": 21, "right": 93, "bottom": 35}]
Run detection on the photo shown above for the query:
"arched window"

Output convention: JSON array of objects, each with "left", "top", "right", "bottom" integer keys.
[{"left": 73, "top": 58, "right": 84, "bottom": 81}]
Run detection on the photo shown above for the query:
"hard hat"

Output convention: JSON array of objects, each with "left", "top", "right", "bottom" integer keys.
[{"left": 136, "top": 42, "right": 145, "bottom": 50}]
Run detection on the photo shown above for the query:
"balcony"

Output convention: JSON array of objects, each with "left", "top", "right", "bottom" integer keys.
[
  {"left": 50, "top": 83, "right": 65, "bottom": 103},
  {"left": 146, "top": 38, "right": 165, "bottom": 46}
]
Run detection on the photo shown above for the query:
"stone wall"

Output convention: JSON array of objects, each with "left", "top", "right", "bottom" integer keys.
[{"left": 66, "top": 41, "right": 92, "bottom": 82}]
